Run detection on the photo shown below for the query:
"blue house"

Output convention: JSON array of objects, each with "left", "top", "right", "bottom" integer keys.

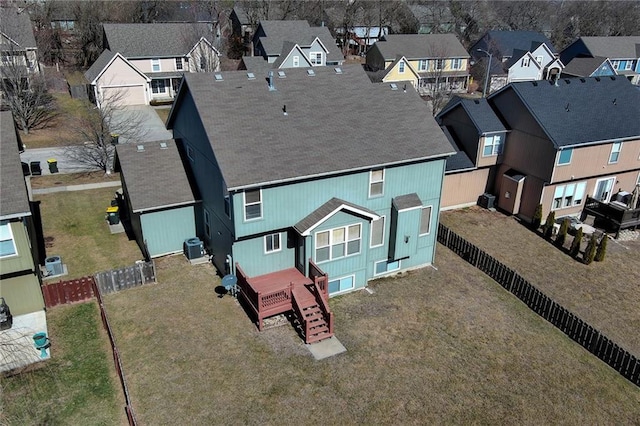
[
  {"left": 560, "top": 36, "right": 640, "bottom": 85},
  {"left": 167, "top": 65, "right": 454, "bottom": 341}
]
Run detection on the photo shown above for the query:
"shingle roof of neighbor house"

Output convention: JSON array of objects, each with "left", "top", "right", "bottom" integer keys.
[
  {"left": 562, "top": 56, "right": 611, "bottom": 77},
  {"left": 256, "top": 20, "right": 342, "bottom": 63},
  {"left": 0, "top": 5, "right": 37, "bottom": 49},
  {"left": 85, "top": 49, "right": 117, "bottom": 83},
  {"left": 375, "top": 34, "right": 469, "bottom": 60},
  {"left": 115, "top": 140, "right": 196, "bottom": 212},
  {"left": 472, "top": 30, "right": 555, "bottom": 59},
  {"left": 102, "top": 23, "right": 215, "bottom": 58},
  {"left": 495, "top": 76, "right": 640, "bottom": 148},
  {"left": 576, "top": 36, "right": 640, "bottom": 58},
  {"left": 439, "top": 126, "right": 476, "bottom": 173},
  {"left": 0, "top": 111, "right": 30, "bottom": 219},
  {"left": 438, "top": 96, "right": 506, "bottom": 135},
  {"left": 170, "top": 65, "right": 455, "bottom": 190}
]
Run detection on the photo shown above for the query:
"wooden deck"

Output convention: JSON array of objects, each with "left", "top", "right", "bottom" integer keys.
[
  {"left": 235, "top": 261, "right": 334, "bottom": 343},
  {"left": 581, "top": 196, "right": 640, "bottom": 237}
]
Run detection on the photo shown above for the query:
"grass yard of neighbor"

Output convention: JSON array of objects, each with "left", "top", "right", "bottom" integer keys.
[
  {"left": 104, "top": 250, "right": 640, "bottom": 424},
  {"left": 0, "top": 302, "right": 124, "bottom": 425},
  {"left": 36, "top": 188, "right": 142, "bottom": 279},
  {"left": 29, "top": 171, "right": 120, "bottom": 190},
  {"left": 441, "top": 207, "right": 640, "bottom": 357}
]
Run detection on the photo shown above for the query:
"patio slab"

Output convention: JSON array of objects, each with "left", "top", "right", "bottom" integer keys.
[{"left": 306, "top": 336, "right": 346, "bottom": 360}]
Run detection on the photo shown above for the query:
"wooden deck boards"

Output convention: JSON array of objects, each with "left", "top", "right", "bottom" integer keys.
[{"left": 248, "top": 268, "right": 313, "bottom": 294}]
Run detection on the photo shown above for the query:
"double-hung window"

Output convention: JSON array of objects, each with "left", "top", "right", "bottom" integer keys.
[
  {"left": 398, "top": 61, "right": 405, "bottom": 73},
  {"left": 315, "top": 224, "right": 361, "bottom": 263},
  {"left": 435, "top": 59, "right": 444, "bottom": 70},
  {"left": 0, "top": 221, "right": 17, "bottom": 258},
  {"left": 418, "top": 59, "right": 428, "bottom": 71},
  {"left": 609, "top": 142, "right": 622, "bottom": 164},
  {"left": 522, "top": 57, "right": 530, "bottom": 67},
  {"left": 452, "top": 58, "right": 461, "bottom": 69},
  {"left": 557, "top": 148, "right": 572, "bottom": 165},
  {"left": 369, "top": 169, "right": 384, "bottom": 197},
  {"left": 264, "top": 233, "right": 281, "bottom": 253},
  {"left": 482, "top": 134, "right": 503, "bottom": 156},
  {"left": 419, "top": 206, "right": 432, "bottom": 236},
  {"left": 175, "top": 57, "right": 183, "bottom": 70},
  {"left": 535, "top": 55, "right": 544, "bottom": 65},
  {"left": 552, "top": 182, "right": 587, "bottom": 210},
  {"left": 244, "top": 189, "right": 262, "bottom": 221},
  {"left": 151, "top": 79, "right": 166, "bottom": 94},
  {"left": 151, "top": 58, "right": 160, "bottom": 72},
  {"left": 624, "top": 61, "right": 633, "bottom": 71},
  {"left": 310, "top": 52, "right": 322, "bottom": 65},
  {"left": 611, "top": 60, "right": 620, "bottom": 70},
  {"left": 370, "top": 216, "right": 385, "bottom": 247}
]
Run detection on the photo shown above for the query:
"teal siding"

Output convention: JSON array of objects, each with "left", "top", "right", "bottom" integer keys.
[
  {"left": 389, "top": 206, "right": 421, "bottom": 260},
  {"left": 232, "top": 231, "right": 294, "bottom": 277},
  {"left": 140, "top": 207, "right": 196, "bottom": 257}
]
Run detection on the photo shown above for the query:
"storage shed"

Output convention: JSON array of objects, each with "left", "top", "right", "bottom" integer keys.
[{"left": 115, "top": 140, "right": 198, "bottom": 258}]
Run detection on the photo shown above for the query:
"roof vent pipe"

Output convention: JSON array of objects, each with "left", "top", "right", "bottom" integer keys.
[{"left": 268, "top": 71, "right": 276, "bottom": 91}]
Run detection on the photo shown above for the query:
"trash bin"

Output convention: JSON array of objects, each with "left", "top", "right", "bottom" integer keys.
[
  {"left": 106, "top": 206, "right": 120, "bottom": 225},
  {"left": 110, "top": 134, "right": 119, "bottom": 145},
  {"left": 30, "top": 161, "right": 42, "bottom": 176},
  {"left": 21, "top": 162, "right": 30, "bottom": 176},
  {"left": 47, "top": 158, "right": 58, "bottom": 173}
]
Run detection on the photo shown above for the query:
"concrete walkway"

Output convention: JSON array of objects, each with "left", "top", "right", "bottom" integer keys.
[{"left": 31, "top": 180, "right": 121, "bottom": 195}]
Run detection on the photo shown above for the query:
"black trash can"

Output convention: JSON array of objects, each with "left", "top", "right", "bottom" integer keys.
[
  {"left": 21, "top": 162, "right": 30, "bottom": 176},
  {"left": 30, "top": 161, "right": 42, "bottom": 176},
  {"left": 47, "top": 158, "right": 58, "bottom": 173},
  {"left": 106, "top": 206, "right": 120, "bottom": 225}
]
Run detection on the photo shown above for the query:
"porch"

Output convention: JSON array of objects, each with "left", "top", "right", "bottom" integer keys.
[
  {"left": 580, "top": 196, "right": 640, "bottom": 238},
  {"left": 235, "top": 260, "right": 334, "bottom": 344}
]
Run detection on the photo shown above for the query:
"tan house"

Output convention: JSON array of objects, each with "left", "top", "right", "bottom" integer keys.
[
  {"left": 366, "top": 34, "right": 470, "bottom": 94},
  {"left": 0, "top": 4, "right": 41, "bottom": 92},
  {"left": 85, "top": 23, "right": 220, "bottom": 108},
  {"left": 438, "top": 76, "right": 640, "bottom": 226}
]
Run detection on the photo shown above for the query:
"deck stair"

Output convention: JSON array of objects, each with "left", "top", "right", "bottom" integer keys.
[{"left": 292, "top": 285, "right": 333, "bottom": 344}]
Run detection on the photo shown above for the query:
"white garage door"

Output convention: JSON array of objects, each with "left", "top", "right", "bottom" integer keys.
[{"left": 102, "top": 85, "right": 147, "bottom": 106}]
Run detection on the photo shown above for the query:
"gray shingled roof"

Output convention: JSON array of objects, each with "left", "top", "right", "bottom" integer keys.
[
  {"left": 256, "top": 20, "right": 342, "bottom": 63},
  {"left": 562, "top": 56, "right": 612, "bottom": 77},
  {"left": 496, "top": 76, "right": 640, "bottom": 148},
  {"left": 472, "top": 30, "right": 555, "bottom": 59},
  {"left": 578, "top": 36, "right": 640, "bottom": 59},
  {"left": 294, "top": 197, "right": 378, "bottom": 235},
  {"left": 374, "top": 34, "right": 469, "bottom": 60},
  {"left": 103, "top": 23, "right": 214, "bottom": 58},
  {"left": 445, "top": 150, "right": 475, "bottom": 173},
  {"left": 437, "top": 96, "right": 506, "bottom": 135},
  {"left": 393, "top": 193, "right": 422, "bottom": 210},
  {"left": 0, "top": 111, "right": 30, "bottom": 219},
  {"left": 115, "top": 140, "right": 196, "bottom": 212},
  {"left": 0, "top": 5, "right": 37, "bottom": 49},
  {"left": 240, "top": 56, "right": 274, "bottom": 74},
  {"left": 171, "top": 65, "right": 455, "bottom": 190},
  {"left": 85, "top": 49, "right": 117, "bottom": 83}
]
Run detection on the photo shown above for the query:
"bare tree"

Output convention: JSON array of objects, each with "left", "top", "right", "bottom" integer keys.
[
  {"left": 64, "top": 89, "right": 148, "bottom": 173},
  {"left": 180, "top": 25, "right": 221, "bottom": 73},
  {"left": 0, "top": 47, "right": 56, "bottom": 135},
  {"left": 420, "top": 42, "right": 461, "bottom": 116}
]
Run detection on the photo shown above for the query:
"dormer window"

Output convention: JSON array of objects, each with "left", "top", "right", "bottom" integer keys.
[
  {"left": 151, "top": 58, "right": 161, "bottom": 72},
  {"left": 310, "top": 52, "right": 323, "bottom": 66},
  {"left": 522, "top": 57, "right": 530, "bottom": 67},
  {"left": 175, "top": 58, "right": 183, "bottom": 70}
]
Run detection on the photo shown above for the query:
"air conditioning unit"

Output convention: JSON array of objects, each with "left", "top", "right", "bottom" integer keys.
[
  {"left": 45, "top": 255, "right": 64, "bottom": 276},
  {"left": 184, "top": 238, "right": 205, "bottom": 260},
  {"left": 478, "top": 193, "right": 496, "bottom": 210}
]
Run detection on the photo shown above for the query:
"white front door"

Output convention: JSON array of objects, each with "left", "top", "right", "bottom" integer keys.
[{"left": 594, "top": 177, "right": 615, "bottom": 202}]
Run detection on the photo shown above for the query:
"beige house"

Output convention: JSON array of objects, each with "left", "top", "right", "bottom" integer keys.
[
  {"left": 85, "top": 23, "right": 220, "bottom": 107},
  {"left": 0, "top": 5, "right": 41, "bottom": 92},
  {"left": 438, "top": 76, "right": 640, "bottom": 226},
  {"left": 366, "top": 34, "right": 470, "bottom": 94}
]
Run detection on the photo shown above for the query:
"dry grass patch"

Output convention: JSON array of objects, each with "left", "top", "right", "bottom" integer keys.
[
  {"left": 441, "top": 207, "right": 640, "bottom": 356},
  {"left": 29, "top": 171, "right": 120, "bottom": 190},
  {"left": 20, "top": 93, "right": 88, "bottom": 149},
  {"left": 36, "top": 188, "right": 141, "bottom": 279},
  {"left": 104, "top": 251, "right": 640, "bottom": 424}
]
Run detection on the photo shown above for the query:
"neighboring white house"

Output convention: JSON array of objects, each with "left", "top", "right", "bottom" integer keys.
[
  {"left": 506, "top": 42, "right": 564, "bottom": 84},
  {"left": 85, "top": 23, "right": 220, "bottom": 107}
]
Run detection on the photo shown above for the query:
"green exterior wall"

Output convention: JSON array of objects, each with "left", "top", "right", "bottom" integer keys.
[
  {"left": 0, "top": 273, "right": 44, "bottom": 315},
  {"left": 0, "top": 221, "right": 36, "bottom": 276},
  {"left": 140, "top": 206, "right": 196, "bottom": 257}
]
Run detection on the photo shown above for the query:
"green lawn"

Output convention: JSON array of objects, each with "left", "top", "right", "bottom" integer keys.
[
  {"left": 36, "top": 188, "right": 142, "bottom": 279},
  {"left": 104, "top": 250, "right": 640, "bottom": 424},
  {"left": 0, "top": 302, "right": 124, "bottom": 425}
]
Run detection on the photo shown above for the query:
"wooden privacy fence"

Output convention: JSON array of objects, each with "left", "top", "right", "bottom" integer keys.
[
  {"left": 94, "top": 261, "right": 156, "bottom": 295},
  {"left": 437, "top": 223, "right": 640, "bottom": 387},
  {"left": 91, "top": 279, "right": 137, "bottom": 425},
  {"left": 42, "top": 277, "right": 95, "bottom": 308}
]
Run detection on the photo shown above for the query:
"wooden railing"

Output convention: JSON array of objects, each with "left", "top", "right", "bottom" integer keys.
[
  {"left": 235, "top": 263, "right": 259, "bottom": 316},
  {"left": 308, "top": 259, "right": 329, "bottom": 300},
  {"left": 582, "top": 196, "right": 640, "bottom": 236},
  {"left": 311, "top": 280, "right": 334, "bottom": 337},
  {"left": 291, "top": 292, "right": 312, "bottom": 341}
]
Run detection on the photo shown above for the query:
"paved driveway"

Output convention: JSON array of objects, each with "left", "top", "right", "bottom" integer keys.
[{"left": 111, "top": 105, "right": 173, "bottom": 144}]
